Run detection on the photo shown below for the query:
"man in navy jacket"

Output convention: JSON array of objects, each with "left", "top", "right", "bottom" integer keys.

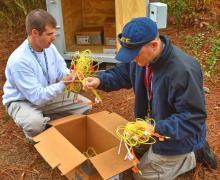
[{"left": 83, "top": 17, "right": 216, "bottom": 179}]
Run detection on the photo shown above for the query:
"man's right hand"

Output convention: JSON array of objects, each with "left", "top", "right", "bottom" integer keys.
[
  {"left": 83, "top": 77, "right": 101, "bottom": 92},
  {"left": 62, "top": 74, "right": 75, "bottom": 86}
]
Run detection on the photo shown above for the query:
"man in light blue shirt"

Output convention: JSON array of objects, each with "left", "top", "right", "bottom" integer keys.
[{"left": 2, "top": 9, "right": 91, "bottom": 140}]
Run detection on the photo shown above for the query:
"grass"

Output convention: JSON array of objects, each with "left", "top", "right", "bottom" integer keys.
[
  {"left": 0, "top": 0, "right": 45, "bottom": 31},
  {"left": 182, "top": 24, "right": 220, "bottom": 77}
]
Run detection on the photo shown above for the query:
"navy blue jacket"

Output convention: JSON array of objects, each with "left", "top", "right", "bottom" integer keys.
[{"left": 98, "top": 36, "right": 206, "bottom": 155}]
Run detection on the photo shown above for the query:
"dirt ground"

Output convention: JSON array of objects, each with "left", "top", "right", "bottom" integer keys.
[{"left": 0, "top": 25, "right": 219, "bottom": 179}]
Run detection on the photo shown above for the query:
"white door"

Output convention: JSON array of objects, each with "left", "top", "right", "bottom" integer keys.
[{"left": 46, "top": 0, "right": 66, "bottom": 55}]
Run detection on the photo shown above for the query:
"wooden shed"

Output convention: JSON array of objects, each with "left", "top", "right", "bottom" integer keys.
[{"left": 46, "top": 0, "right": 147, "bottom": 63}]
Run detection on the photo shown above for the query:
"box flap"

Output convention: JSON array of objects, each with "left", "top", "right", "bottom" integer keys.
[
  {"left": 33, "top": 127, "right": 87, "bottom": 175},
  {"left": 90, "top": 146, "right": 133, "bottom": 180},
  {"left": 88, "top": 111, "right": 128, "bottom": 139},
  {"left": 48, "top": 114, "right": 85, "bottom": 126}
]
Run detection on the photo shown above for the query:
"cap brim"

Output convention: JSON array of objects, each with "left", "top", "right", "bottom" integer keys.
[{"left": 115, "top": 46, "right": 141, "bottom": 63}]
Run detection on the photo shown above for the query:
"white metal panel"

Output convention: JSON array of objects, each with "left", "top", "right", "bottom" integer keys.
[
  {"left": 149, "top": 2, "right": 167, "bottom": 29},
  {"left": 46, "top": 0, "right": 66, "bottom": 55},
  {"left": 63, "top": 52, "right": 119, "bottom": 63},
  {"left": 149, "top": 5, "right": 157, "bottom": 22}
]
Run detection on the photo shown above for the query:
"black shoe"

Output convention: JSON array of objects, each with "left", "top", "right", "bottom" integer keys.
[{"left": 195, "top": 141, "right": 217, "bottom": 169}]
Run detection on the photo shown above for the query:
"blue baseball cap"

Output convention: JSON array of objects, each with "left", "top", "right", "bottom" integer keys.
[{"left": 115, "top": 17, "right": 158, "bottom": 63}]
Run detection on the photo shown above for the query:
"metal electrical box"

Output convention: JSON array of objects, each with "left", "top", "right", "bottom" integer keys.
[{"left": 149, "top": 2, "right": 167, "bottom": 29}]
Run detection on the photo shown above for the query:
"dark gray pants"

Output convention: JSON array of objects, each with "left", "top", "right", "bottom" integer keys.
[{"left": 134, "top": 146, "right": 196, "bottom": 180}]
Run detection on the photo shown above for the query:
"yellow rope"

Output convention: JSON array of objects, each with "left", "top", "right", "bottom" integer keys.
[
  {"left": 83, "top": 147, "right": 97, "bottom": 158},
  {"left": 116, "top": 118, "right": 161, "bottom": 175},
  {"left": 116, "top": 118, "right": 156, "bottom": 148},
  {"left": 63, "top": 49, "right": 102, "bottom": 103}
]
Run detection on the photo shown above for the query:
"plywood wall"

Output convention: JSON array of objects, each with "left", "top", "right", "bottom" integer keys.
[
  {"left": 62, "top": 0, "right": 83, "bottom": 51},
  {"left": 82, "top": 0, "right": 115, "bottom": 27},
  {"left": 61, "top": 0, "right": 147, "bottom": 51},
  {"left": 115, "top": 0, "right": 147, "bottom": 49}
]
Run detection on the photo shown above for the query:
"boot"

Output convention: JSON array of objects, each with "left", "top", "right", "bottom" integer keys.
[{"left": 195, "top": 141, "right": 217, "bottom": 169}]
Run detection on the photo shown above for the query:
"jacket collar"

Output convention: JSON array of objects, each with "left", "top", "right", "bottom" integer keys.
[{"left": 151, "top": 36, "right": 173, "bottom": 73}]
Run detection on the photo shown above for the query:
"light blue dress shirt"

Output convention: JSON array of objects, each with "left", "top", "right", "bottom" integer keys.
[{"left": 3, "top": 39, "right": 69, "bottom": 106}]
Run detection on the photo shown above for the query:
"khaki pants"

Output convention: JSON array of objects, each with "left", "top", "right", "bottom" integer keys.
[
  {"left": 134, "top": 146, "right": 196, "bottom": 180},
  {"left": 7, "top": 92, "right": 91, "bottom": 138}
]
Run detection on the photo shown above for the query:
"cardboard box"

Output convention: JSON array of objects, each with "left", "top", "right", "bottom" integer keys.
[
  {"left": 72, "top": 166, "right": 101, "bottom": 180},
  {"left": 104, "top": 18, "right": 116, "bottom": 46},
  {"left": 105, "top": 37, "right": 116, "bottom": 46},
  {"left": 75, "top": 27, "right": 103, "bottom": 45},
  {"left": 73, "top": 166, "right": 121, "bottom": 180},
  {"left": 33, "top": 111, "right": 133, "bottom": 180}
]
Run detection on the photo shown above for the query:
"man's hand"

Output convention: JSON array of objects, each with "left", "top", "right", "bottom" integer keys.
[
  {"left": 62, "top": 74, "right": 75, "bottom": 85},
  {"left": 145, "top": 123, "right": 155, "bottom": 134},
  {"left": 83, "top": 77, "right": 101, "bottom": 91}
]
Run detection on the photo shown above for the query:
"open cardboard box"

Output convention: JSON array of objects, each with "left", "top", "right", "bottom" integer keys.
[{"left": 33, "top": 111, "right": 133, "bottom": 179}]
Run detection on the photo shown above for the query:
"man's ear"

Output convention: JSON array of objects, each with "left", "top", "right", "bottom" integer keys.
[
  {"left": 150, "top": 40, "right": 159, "bottom": 49},
  {"left": 31, "top": 29, "right": 39, "bottom": 37}
]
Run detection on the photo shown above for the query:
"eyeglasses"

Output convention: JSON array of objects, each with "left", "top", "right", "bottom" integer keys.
[{"left": 118, "top": 33, "right": 154, "bottom": 49}]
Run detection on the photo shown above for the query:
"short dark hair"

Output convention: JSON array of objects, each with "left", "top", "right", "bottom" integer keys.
[{"left": 25, "top": 9, "right": 57, "bottom": 35}]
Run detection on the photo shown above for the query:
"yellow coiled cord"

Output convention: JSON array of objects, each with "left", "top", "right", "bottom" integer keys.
[
  {"left": 64, "top": 49, "right": 102, "bottom": 103},
  {"left": 116, "top": 118, "right": 156, "bottom": 148}
]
